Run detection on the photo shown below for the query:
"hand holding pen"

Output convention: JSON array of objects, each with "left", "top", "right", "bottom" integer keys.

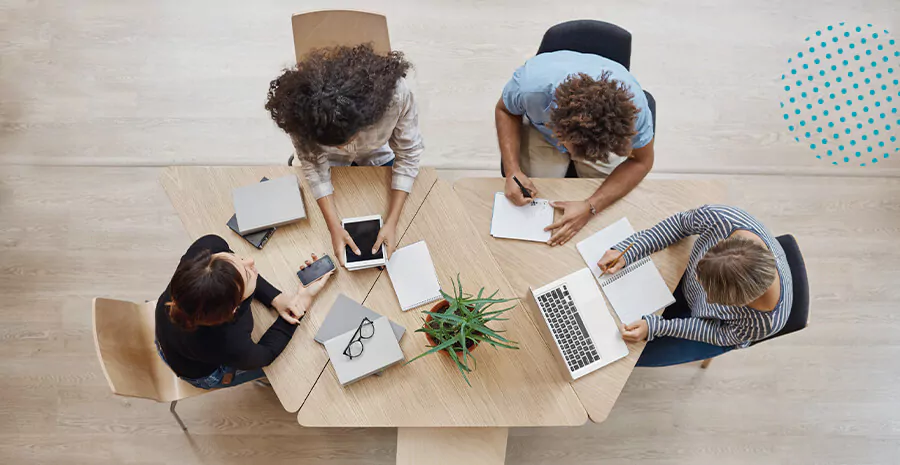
[{"left": 598, "top": 243, "right": 634, "bottom": 276}]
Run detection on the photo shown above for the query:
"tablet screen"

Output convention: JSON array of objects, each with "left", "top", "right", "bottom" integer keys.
[{"left": 344, "top": 219, "right": 383, "bottom": 263}]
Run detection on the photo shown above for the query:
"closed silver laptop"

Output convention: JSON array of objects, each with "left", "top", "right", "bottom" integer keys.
[{"left": 232, "top": 175, "right": 306, "bottom": 234}]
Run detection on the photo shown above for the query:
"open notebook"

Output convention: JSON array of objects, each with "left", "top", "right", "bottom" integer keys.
[
  {"left": 490, "top": 192, "right": 554, "bottom": 242},
  {"left": 386, "top": 241, "right": 442, "bottom": 311},
  {"left": 576, "top": 218, "right": 675, "bottom": 325}
]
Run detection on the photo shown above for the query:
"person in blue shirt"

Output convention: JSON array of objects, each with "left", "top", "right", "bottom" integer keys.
[{"left": 496, "top": 51, "right": 655, "bottom": 246}]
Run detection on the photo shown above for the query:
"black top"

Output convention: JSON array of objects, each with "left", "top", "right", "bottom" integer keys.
[{"left": 155, "top": 234, "right": 296, "bottom": 379}]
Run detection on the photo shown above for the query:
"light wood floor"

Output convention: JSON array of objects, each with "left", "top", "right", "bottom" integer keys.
[{"left": 2, "top": 1, "right": 900, "bottom": 464}]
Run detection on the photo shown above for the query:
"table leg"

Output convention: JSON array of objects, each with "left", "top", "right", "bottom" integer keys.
[{"left": 396, "top": 427, "right": 508, "bottom": 465}]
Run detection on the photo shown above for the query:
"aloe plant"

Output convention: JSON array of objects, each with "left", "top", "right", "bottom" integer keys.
[{"left": 406, "top": 274, "right": 519, "bottom": 386}]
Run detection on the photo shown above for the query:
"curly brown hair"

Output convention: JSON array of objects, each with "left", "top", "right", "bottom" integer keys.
[
  {"left": 549, "top": 71, "right": 639, "bottom": 163},
  {"left": 265, "top": 44, "right": 411, "bottom": 154}
]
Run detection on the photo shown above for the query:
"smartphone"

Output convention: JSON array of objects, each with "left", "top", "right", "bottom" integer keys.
[
  {"left": 297, "top": 255, "right": 336, "bottom": 287},
  {"left": 341, "top": 215, "right": 385, "bottom": 270},
  {"left": 226, "top": 177, "right": 276, "bottom": 249}
]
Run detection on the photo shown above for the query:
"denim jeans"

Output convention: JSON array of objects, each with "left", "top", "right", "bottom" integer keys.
[
  {"left": 155, "top": 341, "right": 265, "bottom": 390},
  {"left": 635, "top": 279, "right": 735, "bottom": 367},
  {"left": 350, "top": 158, "right": 394, "bottom": 167}
]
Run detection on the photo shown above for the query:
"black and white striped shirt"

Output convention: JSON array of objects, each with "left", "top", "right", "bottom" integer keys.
[{"left": 613, "top": 205, "right": 792, "bottom": 348}]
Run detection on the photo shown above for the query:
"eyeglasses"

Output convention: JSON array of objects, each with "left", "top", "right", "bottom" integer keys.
[{"left": 343, "top": 317, "right": 375, "bottom": 359}]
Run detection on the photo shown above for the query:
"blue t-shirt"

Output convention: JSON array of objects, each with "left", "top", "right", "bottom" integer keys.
[{"left": 502, "top": 50, "right": 654, "bottom": 153}]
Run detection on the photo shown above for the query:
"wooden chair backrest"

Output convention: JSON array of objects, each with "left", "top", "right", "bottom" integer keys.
[
  {"left": 92, "top": 297, "right": 205, "bottom": 402},
  {"left": 291, "top": 10, "right": 391, "bottom": 63}
]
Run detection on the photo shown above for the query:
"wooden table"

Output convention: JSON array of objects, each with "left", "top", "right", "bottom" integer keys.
[
  {"left": 453, "top": 177, "right": 727, "bottom": 423},
  {"left": 160, "top": 166, "right": 438, "bottom": 412},
  {"left": 161, "top": 167, "right": 724, "bottom": 464}
]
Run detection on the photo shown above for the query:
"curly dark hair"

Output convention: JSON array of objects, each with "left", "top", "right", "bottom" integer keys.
[
  {"left": 265, "top": 44, "right": 411, "bottom": 154},
  {"left": 549, "top": 71, "right": 639, "bottom": 163}
]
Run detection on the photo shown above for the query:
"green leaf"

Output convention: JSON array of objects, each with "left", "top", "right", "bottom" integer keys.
[
  {"left": 446, "top": 348, "right": 472, "bottom": 387},
  {"left": 470, "top": 333, "right": 519, "bottom": 350},
  {"left": 458, "top": 323, "right": 468, "bottom": 368},
  {"left": 405, "top": 337, "right": 460, "bottom": 365},
  {"left": 468, "top": 323, "right": 511, "bottom": 342},
  {"left": 428, "top": 311, "right": 466, "bottom": 324}
]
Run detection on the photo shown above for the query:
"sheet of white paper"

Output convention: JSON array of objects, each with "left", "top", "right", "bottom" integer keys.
[
  {"left": 576, "top": 217, "right": 636, "bottom": 278},
  {"left": 490, "top": 192, "right": 553, "bottom": 242},
  {"left": 576, "top": 218, "right": 674, "bottom": 324},
  {"left": 386, "top": 241, "right": 442, "bottom": 311}
]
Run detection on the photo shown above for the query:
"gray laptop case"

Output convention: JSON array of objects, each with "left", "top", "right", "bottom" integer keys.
[
  {"left": 315, "top": 294, "right": 406, "bottom": 344},
  {"left": 232, "top": 175, "right": 306, "bottom": 234}
]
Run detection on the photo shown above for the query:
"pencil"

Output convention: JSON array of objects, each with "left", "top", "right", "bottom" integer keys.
[{"left": 600, "top": 243, "right": 634, "bottom": 276}]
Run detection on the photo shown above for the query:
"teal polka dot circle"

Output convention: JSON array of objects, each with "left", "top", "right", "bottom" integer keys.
[{"left": 782, "top": 23, "right": 900, "bottom": 166}]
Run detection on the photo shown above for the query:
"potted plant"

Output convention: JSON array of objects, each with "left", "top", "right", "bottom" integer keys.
[{"left": 406, "top": 274, "right": 519, "bottom": 386}]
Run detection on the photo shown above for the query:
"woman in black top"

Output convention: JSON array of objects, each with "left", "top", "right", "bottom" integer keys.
[{"left": 155, "top": 234, "right": 332, "bottom": 389}]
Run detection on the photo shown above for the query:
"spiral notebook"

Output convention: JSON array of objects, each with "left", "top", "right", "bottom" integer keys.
[
  {"left": 576, "top": 218, "right": 675, "bottom": 325},
  {"left": 386, "top": 241, "right": 443, "bottom": 311}
]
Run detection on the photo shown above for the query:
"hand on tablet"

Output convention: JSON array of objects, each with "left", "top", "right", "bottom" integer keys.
[
  {"left": 373, "top": 220, "right": 397, "bottom": 259},
  {"left": 329, "top": 227, "right": 361, "bottom": 266}
]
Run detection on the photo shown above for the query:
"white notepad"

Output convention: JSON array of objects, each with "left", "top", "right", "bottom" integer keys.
[
  {"left": 576, "top": 218, "right": 675, "bottom": 325},
  {"left": 386, "top": 241, "right": 442, "bottom": 311},
  {"left": 490, "top": 192, "right": 554, "bottom": 243}
]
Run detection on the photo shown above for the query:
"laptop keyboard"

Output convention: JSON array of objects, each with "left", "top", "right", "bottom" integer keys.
[{"left": 537, "top": 284, "right": 601, "bottom": 373}]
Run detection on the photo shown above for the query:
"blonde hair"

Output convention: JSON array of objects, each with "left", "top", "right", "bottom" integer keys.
[{"left": 696, "top": 236, "right": 776, "bottom": 306}]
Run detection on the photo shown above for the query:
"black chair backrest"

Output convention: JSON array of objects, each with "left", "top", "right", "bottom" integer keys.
[
  {"left": 751, "top": 234, "right": 810, "bottom": 345},
  {"left": 537, "top": 20, "right": 632, "bottom": 70}
]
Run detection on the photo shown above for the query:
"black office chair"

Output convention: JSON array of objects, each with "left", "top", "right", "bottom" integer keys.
[
  {"left": 501, "top": 20, "right": 656, "bottom": 178},
  {"left": 700, "top": 234, "right": 810, "bottom": 368}
]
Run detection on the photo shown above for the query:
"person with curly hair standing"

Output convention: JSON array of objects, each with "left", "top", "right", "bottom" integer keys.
[
  {"left": 496, "top": 51, "right": 655, "bottom": 246},
  {"left": 265, "top": 44, "right": 423, "bottom": 263}
]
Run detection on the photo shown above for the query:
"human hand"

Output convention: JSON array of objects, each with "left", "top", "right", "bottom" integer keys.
[
  {"left": 373, "top": 220, "right": 397, "bottom": 259},
  {"left": 273, "top": 255, "right": 336, "bottom": 324},
  {"left": 621, "top": 319, "right": 649, "bottom": 343},
  {"left": 330, "top": 227, "right": 360, "bottom": 266},
  {"left": 598, "top": 249, "right": 626, "bottom": 275},
  {"left": 545, "top": 200, "right": 593, "bottom": 246},
  {"left": 298, "top": 254, "right": 334, "bottom": 299},
  {"left": 504, "top": 171, "right": 536, "bottom": 207},
  {"left": 271, "top": 291, "right": 303, "bottom": 325}
]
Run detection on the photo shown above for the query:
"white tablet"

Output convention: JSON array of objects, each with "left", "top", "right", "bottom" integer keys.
[{"left": 342, "top": 215, "right": 386, "bottom": 270}]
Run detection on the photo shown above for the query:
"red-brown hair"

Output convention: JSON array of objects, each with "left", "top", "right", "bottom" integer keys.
[{"left": 166, "top": 250, "right": 245, "bottom": 331}]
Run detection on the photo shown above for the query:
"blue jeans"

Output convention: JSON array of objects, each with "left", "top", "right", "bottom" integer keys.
[
  {"left": 155, "top": 341, "right": 265, "bottom": 390},
  {"left": 636, "top": 280, "right": 734, "bottom": 367},
  {"left": 350, "top": 158, "right": 394, "bottom": 167}
]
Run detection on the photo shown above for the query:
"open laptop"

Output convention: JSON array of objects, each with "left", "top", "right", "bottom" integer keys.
[
  {"left": 530, "top": 268, "right": 629, "bottom": 380},
  {"left": 232, "top": 175, "right": 306, "bottom": 234}
]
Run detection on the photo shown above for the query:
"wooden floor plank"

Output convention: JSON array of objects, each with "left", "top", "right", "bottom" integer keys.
[
  {"left": 2, "top": 166, "right": 899, "bottom": 463},
  {"left": 2, "top": 0, "right": 899, "bottom": 176}
]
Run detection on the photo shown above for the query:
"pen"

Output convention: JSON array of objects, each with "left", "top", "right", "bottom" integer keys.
[
  {"left": 600, "top": 243, "right": 634, "bottom": 276},
  {"left": 512, "top": 175, "right": 533, "bottom": 199}
]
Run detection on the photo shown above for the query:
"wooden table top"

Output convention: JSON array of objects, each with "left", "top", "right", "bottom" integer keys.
[
  {"left": 160, "top": 166, "right": 438, "bottom": 412},
  {"left": 296, "top": 180, "right": 587, "bottom": 427},
  {"left": 453, "top": 177, "right": 727, "bottom": 423},
  {"left": 161, "top": 167, "right": 723, "bottom": 426}
]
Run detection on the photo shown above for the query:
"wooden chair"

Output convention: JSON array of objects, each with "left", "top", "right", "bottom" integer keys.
[
  {"left": 91, "top": 297, "right": 207, "bottom": 431},
  {"left": 701, "top": 234, "right": 811, "bottom": 368},
  {"left": 286, "top": 10, "right": 391, "bottom": 167},
  {"left": 291, "top": 10, "right": 390, "bottom": 63}
]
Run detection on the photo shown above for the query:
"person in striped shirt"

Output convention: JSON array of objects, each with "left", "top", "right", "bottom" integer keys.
[{"left": 597, "top": 205, "right": 793, "bottom": 366}]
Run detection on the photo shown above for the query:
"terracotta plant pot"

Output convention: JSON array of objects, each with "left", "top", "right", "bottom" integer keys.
[{"left": 423, "top": 299, "right": 479, "bottom": 358}]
